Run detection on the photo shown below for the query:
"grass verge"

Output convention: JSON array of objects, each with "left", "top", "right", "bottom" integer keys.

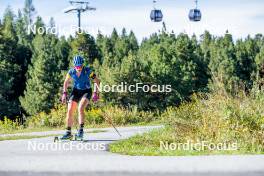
[
  {"left": 0, "top": 121, "right": 160, "bottom": 135},
  {"left": 110, "top": 127, "right": 264, "bottom": 156},
  {"left": 0, "top": 129, "right": 106, "bottom": 141},
  {"left": 0, "top": 134, "right": 59, "bottom": 141},
  {"left": 0, "top": 104, "right": 161, "bottom": 135}
]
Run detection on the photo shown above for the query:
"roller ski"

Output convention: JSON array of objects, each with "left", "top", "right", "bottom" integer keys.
[
  {"left": 54, "top": 127, "right": 85, "bottom": 142},
  {"left": 54, "top": 131, "right": 73, "bottom": 142}
]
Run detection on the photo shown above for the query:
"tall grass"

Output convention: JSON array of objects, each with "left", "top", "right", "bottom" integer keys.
[
  {"left": 1, "top": 101, "right": 158, "bottom": 134},
  {"left": 0, "top": 117, "right": 23, "bottom": 134},
  {"left": 163, "top": 94, "right": 262, "bottom": 151},
  {"left": 25, "top": 103, "right": 158, "bottom": 129},
  {"left": 160, "top": 82, "right": 264, "bottom": 153},
  {"left": 110, "top": 82, "right": 264, "bottom": 155}
]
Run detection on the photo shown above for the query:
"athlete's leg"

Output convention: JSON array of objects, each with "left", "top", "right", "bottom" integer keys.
[
  {"left": 67, "top": 100, "right": 78, "bottom": 127},
  {"left": 60, "top": 100, "right": 78, "bottom": 140},
  {"left": 78, "top": 98, "right": 89, "bottom": 125}
]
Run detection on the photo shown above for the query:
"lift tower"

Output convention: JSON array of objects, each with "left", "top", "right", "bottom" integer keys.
[{"left": 64, "top": 1, "right": 96, "bottom": 32}]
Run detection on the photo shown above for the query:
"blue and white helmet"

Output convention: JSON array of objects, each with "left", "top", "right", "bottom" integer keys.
[{"left": 73, "top": 55, "right": 84, "bottom": 66}]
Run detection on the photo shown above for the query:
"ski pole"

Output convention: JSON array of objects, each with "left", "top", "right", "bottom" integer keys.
[
  {"left": 104, "top": 112, "right": 122, "bottom": 137},
  {"left": 94, "top": 102, "right": 122, "bottom": 137}
]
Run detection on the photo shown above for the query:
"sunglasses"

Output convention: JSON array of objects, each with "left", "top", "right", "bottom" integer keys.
[{"left": 74, "top": 65, "right": 83, "bottom": 70}]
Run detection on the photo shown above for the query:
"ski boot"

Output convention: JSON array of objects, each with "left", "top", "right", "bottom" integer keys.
[
  {"left": 59, "top": 131, "right": 73, "bottom": 141},
  {"left": 75, "top": 129, "right": 84, "bottom": 141}
]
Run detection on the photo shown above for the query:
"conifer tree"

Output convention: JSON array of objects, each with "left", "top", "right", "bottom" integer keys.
[{"left": 20, "top": 34, "right": 62, "bottom": 115}]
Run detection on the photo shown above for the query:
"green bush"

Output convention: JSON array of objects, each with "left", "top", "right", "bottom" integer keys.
[
  {"left": 0, "top": 117, "right": 23, "bottom": 134},
  {"left": 26, "top": 104, "right": 67, "bottom": 128},
  {"left": 86, "top": 105, "right": 158, "bottom": 126}
]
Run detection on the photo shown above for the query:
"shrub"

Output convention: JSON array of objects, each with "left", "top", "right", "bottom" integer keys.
[
  {"left": 85, "top": 105, "right": 157, "bottom": 126},
  {"left": 0, "top": 117, "right": 23, "bottom": 134},
  {"left": 26, "top": 104, "right": 66, "bottom": 128}
]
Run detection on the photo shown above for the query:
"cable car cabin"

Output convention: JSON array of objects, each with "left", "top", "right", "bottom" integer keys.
[
  {"left": 189, "top": 9, "right": 201, "bottom": 22},
  {"left": 150, "top": 9, "right": 163, "bottom": 22}
]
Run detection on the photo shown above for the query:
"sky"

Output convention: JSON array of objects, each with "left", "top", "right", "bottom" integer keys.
[{"left": 0, "top": 0, "right": 264, "bottom": 41}]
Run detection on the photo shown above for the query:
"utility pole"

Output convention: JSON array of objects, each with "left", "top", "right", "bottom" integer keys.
[
  {"left": 64, "top": 1, "right": 96, "bottom": 33},
  {"left": 78, "top": 10, "right": 81, "bottom": 30}
]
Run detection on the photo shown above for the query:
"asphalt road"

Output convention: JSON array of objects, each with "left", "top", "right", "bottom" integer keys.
[{"left": 0, "top": 125, "right": 264, "bottom": 176}]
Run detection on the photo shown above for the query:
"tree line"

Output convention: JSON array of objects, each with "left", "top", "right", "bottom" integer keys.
[{"left": 0, "top": 0, "right": 263, "bottom": 120}]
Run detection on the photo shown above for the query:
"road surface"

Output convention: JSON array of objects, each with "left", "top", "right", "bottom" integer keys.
[{"left": 0, "top": 125, "right": 264, "bottom": 176}]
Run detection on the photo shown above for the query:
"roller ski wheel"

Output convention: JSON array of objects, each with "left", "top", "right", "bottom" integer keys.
[
  {"left": 74, "top": 136, "right": 83, "bottom": 141},
  {"left": 54, "top": 132, "right": 73, "bottom": 142},
  {"left": 74, "top": 134, "right": 84, "bottom": 141},
  {"left": 54, "top": 136, "right": 59, "bottom": 142}
]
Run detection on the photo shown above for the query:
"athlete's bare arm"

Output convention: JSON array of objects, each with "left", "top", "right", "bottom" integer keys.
[
  {"left": 62, "top": 74, "right": 72, "bottom": 103},
  {"left": 63, "top": 73, "right": 72, "bottom": 93}
]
